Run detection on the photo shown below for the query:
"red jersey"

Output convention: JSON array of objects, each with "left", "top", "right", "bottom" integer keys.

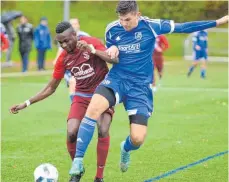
[
  {"left": 154, "top": 35, "right": 169, "bottom": 53},
  {"left": 0, "top": 33, "right": 9, "bottom": 51},
  {"left": 53, "top": 36, "right": 109, "bottom": 93}
]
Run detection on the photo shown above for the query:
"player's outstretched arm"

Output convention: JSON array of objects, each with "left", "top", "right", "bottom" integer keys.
[
  {"left": 216, "top": 15, "right": 229, "bottom": 26},
  {"left": 173, "top": 15, "right": 228, "bottom": 34},
  {"left": 9, "top": 78, "right": 62, "bottom": 114}
]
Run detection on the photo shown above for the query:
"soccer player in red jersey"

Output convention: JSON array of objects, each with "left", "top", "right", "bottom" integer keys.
[
  {"left": 9, "top": 21, "right": 118, "bottom": 182},
  {"left": 152, "top": 35, "right": 169, "bottom": 92}
]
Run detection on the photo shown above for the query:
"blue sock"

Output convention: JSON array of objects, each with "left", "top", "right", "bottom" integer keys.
[
  {"left": 70, "top": 94, "right": 74, "bottom": 102},
  {"left": 201, "top": 68, "right": 206, "bottom": 78},
  {"left": 124, "top": 136, "right": 140, "bottom": 152},
  {"left": 75, "top": 116, "right": 96, "bottom": 158},
  {"left": 188, "top": 66, "right": 195, "bottom": 75}
]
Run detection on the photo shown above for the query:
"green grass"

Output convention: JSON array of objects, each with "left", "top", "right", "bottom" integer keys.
[{"left": 1, "top": 61, "right": 228, "bottom": 182}]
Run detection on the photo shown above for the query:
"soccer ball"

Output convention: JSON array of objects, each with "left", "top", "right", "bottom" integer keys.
[{"left": 34, "top": 163, "right": 58, "bottom": 182}]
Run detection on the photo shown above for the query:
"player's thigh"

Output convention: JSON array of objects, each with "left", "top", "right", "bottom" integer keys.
[
  {"left": 86, "top": 77, "right": 120, "bottom": 118},
  {"left": 124, "top": 83, "right": 153, "bottom": 119},
  {"left": 67, "top": 95, "right": 90, "bottom": 134}
]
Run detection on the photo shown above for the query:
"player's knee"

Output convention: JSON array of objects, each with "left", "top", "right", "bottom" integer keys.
[
  {"left": 97, "top": 124, "right": 110, "bottom": 138},
  {"left": 86, "top": 104, "right": 102, "bottom": 119},
  {"left": 67, "top": 118, "right": 80, "bottom": 143},
  {"left": 130, "top": 133, "right": 146, "bottom": 146},
  {"left": 67, "top": 131, "right": 77, "bottom": 143}
]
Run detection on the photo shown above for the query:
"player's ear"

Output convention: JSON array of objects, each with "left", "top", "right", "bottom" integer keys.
[
  {"left": 137, "top": 12, "right": 141, "bottom": 17},
  {"left": 72, "top": 31, "right": 76, "bottom": 36}
]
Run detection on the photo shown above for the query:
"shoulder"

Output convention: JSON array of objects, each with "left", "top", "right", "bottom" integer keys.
[
  {"left": 80, "top": 36, "right": 103, "bottom": 44},
  {"left": 140, "top": 16, "right": 161, "bottom": 24},
  {"left": 105, "top": 19, "right": 120, "bottom": 34}
]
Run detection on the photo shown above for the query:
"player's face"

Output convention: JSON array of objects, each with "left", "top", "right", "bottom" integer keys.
[
  {"left": 119, "top": 12, "right": 140, "bottom": 31},
  {"left": 56, "top": 29, "right": 77, "bottom": 53},
  {"left": 70, "top": 19, "right": 80, "bottom": 32}
]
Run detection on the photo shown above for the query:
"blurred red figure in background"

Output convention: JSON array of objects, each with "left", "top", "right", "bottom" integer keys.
[
  {"left": 152, "top": 35, "right": 169, "bottom": 92},
  {"left": 1, "top": 32, "right": 9, "bottom": 52}
]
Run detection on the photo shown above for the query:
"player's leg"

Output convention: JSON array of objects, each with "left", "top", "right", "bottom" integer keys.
[
  {"left": 187, "top": 51, "right": 199, "bottom": 77},
  {"left": 157, "top": 56, "right": 164, "bottom": 80},
  {"left": 67, "top": 95, "right": 88, "bottom": 160},
  {"left": 68, "top": 96, "right": 90, "bottom": 182},
  {"left": 120, "top": 84, "right": 152, "bottom": 172},
  {"left": 69, "top": 84, "right": 118, "bottom": 178},
  {"left": 120, "top": 115, "right": 148, "bottom": 172},
  {"left": 152, "top": 67, "right": 157, "bottom": 92},
  {"left": 94, "top": 109, "right": 113, "bottom": 182},
  {"left": 200, "top": 52, "right": 208, "bottom": 78}
]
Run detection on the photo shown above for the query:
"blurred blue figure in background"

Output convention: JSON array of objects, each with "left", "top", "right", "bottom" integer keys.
[
  {"left": 34, "top": 17, "right": 51, "bottom": 71},
  {"left": 187, "top": 30, "right": 208, "bottom": 78}
]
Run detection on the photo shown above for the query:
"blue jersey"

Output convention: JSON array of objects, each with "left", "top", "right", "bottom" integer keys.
[
  {"left": 192, "top": 30, "right": 208, "bottom": 51},
  {"left": 105, "top": 17, "right": 175, "bottom": 84}
]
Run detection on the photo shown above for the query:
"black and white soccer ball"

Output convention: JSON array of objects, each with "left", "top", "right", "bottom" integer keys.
[{"left": 34, "top": 163, "right": 58, "bottom": 182}]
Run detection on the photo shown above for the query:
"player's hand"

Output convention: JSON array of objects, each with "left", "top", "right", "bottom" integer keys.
[
  {"left": 106, "top": 46, "right": 119, "bottom": 59},
  {"left": 9, "top": 103, "right": 27, "bottom": 114},
  {"left": 195, "top": 45, "right": 201, "bottom": 51},
  {"left": 77, "top": 40, "right": 90, "bottom": 50},
  {"left": 216, "top": 15, "right": 228, "bottom": 26}
]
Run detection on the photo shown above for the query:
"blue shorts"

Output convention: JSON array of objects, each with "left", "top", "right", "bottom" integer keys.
[
  {"left": 99, "top": 75, "right": 153, "bottom": 118},
  {"left": 193, "top": 50, "right": 208, "bottom": 61}
]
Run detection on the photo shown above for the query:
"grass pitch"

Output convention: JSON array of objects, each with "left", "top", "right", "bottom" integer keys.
[{"left": 1, "top": 61, "right": 228, "bottom": 182}]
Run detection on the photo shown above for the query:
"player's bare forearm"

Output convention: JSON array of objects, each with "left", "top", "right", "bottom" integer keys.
[
  {"left": 94, "top": 49, "right": 119, "bottom": 64},
  {"left": 10, "top": 78, "right": 61, "bottom": 114},
  {"left": 216, "top": 15, "right": 229, "bottom": 26},
  {"left": 28, "top": 78, "right": 61, "bottom": 105}
]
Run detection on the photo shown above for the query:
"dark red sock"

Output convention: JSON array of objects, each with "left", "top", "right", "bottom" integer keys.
[
  {"left": 95, "top": 136, "right": 110, "bottom": 179},
  {"left": 66, "top": 140, "right": 76, "bottom": 161}
]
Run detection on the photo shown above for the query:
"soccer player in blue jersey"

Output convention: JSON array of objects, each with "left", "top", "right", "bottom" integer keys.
[
  {"left": 187, "top": 30, "right": 208, "bottom": 78},
  {"left": 68, "top": 1, "right": 228, "bottom": 181}
]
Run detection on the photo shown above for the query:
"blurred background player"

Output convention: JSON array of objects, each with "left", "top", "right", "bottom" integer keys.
[
  {"left": 152, "top": 35, "right": 169, "bottom": 92},
  {"left": 187, "top": 30, "right": 208, "bottom": 78},
  {"left": 16, "top": 16, "right": 33, "bottom": 72},
  {"left": 34, "top": 17, "right": 52, "bottom": 71},
  {"left": 0, "top": 23, "right": 9, "bottom": 56},
  {"left": 53, "top": 18, "right": 90, "bottom": 102}
]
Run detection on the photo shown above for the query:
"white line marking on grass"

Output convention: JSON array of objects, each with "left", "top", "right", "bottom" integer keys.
[
  {"left": 158, "top": 87, "right": 228, "bottom": 92},
  {"left": 1, "top": 70, "right": 52, "bottom": 78}
]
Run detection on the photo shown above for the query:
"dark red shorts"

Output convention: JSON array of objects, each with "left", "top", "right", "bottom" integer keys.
[
  {"left": 68, "top": 95, "right": 114, "bottom": 121},
  {"left": 153, "top": 53, "right": 164, "bottom": 73}
]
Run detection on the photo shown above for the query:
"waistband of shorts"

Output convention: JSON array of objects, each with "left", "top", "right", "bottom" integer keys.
[{"left": 72, "top": 92, "right": 93, "bottom": 98}]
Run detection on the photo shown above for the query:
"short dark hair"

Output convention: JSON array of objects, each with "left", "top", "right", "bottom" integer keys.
[
  {"left": 116, "top": 1, "right": 138, "bottom": 15},
  {"left": 55, "top": 21, "right": 72, "bottom": 34}
]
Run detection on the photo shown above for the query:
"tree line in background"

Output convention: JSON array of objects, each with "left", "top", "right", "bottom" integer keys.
[{"left": 3, "top": 1, "right": 228, "bottom": 22}]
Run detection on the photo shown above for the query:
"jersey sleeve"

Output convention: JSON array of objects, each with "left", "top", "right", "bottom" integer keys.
[
  {"left": 91, "top": 37, "right": 106, "bottom": 51},
  {"left": 52, "top": 51, "right": 66, "bottom": 79},
  {"left": 143, "top": 17, "right": 175, "bottom": 36}
]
